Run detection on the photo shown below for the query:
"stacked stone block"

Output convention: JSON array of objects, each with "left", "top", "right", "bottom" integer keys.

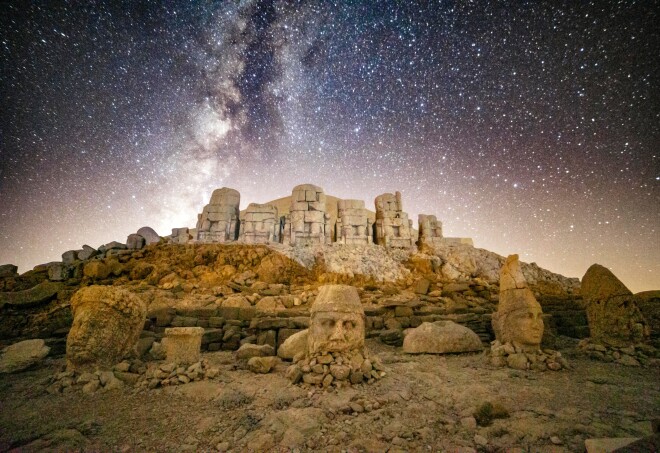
[
  {"left": 418, "top": 214, "right": 444, "bottom": 247},
  {"left": 239, "top": 203, "right": 280, "bottom": 244},
  {"left": 374, "top": 191, "right": 414, "bottom": 247},
  {"left": 336, "top": 199, "right": 373, "bottom": 245},
  {"left": 196, "top": 187, "right": 240, "bottom": 243},
  {"left": 283, "top": 184, "right": 332, "bottom": 246}
]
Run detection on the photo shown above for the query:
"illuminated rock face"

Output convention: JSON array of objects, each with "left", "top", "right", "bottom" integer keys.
[
  {"left": 374, "top": 191, "right": 414, "bottom": 248},
  {"left": 308, "top": 285, "right": 366, "bottom": 356},
  {"left": 283, "top": 184, "right": 332, "bottom": 246},
  {"left": 581, "top": 264, "right": 649, "bottom": 347},
  {"left": 418, "top": 214, "right": 443, "bottom": 248},
  {"left": 336, "top": 199, "right": 372, "bottom": 245},
  {"left": 239, "top": 203, "right": 279, "bottom": 244},
  {"left": 492, "top": 254, "right": 544, "bottom": 353},
  {"left": 66, "top": 286, "right": 146, "bottom": 371},
  {"left": 196, "top": 187, "right": 240, "bottom": 243}
]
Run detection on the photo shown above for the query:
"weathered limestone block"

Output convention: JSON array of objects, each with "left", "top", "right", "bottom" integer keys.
[
  {"left": 336, "top": 199, "right": 372, "bottom": 245},
  {"left": 0, "top": 280, "right": 62, "bottom": 308},
  {"left": 418, "top": 214, "right": 444, "bottom": 248},
  {"left": 278, "top": 329, "right": 309, "bottom": 359},
  {"left": 162, "top": 327, "right": 205, "bottom": 365},
  {"left": 581, "top": 264, "right": 649, "bottom": 347},
  {"left": 283, "top": 184, "right": 332, "bottom": 246},
  {"left": 403, "top": 321, "right": 482, "bottom": 354},
  {"left": 126, "top": 233, "right": 146, "bottom": 250},
  {"left": 171, "top": 227, "right": 194, "bottom": 244},
  {"left": 66, "top": 286, "right": 147, "bottom": 371},
  {"left": 0, "top": 339, "right": 50, "bottom": 373},
  {"left": 374, "top": 191, "right": 414, "bottom": 247},
  {"left": 196, "top": 187, "right": 240, "bottom": 243},
  {"left": 239, "top": 203, "right": 279, "bottom": 244}
]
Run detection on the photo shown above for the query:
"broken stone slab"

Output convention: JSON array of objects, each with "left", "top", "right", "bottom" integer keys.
[
  {"left": 162, "top": 327, "right": 204, "bottom": 366},
  {"left": 0, "top": 339, "right": 50, "bottom": 373},
  {"left": 0, "top": 281, "right": 63, "bottom": 308},
  {"left": 584, "top": 437, "right": 641, "bottom": 453},
  {"left": 247, "top": 356, "right": 279, "bottom": 373},
  {"left": 136, "top": 226, "right": 160, "bottom": 244}
]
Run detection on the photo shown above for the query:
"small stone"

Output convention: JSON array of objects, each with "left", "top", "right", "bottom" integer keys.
[
  {"left": 550, "top": 436, "right": 562, "bottom": 445},
  {"left": 322, "top": 374, "right": 334, "bottom": 388},
  {"left": 460, "top": 416, "right": 477, "bottom": 430},
  {"left": 286, "top": 365, "right": 303, "bottom": 384},
  {"left": 330, "top": 364, "right": 350, "bottom": 381},
  {"left": 247, "top": 356, "right": 278, "bottom": 374},
  {"left": 349, "top": 370, "right": 364, "bottom": 384},
  {"left": 114, "top": 361, "right": 131, "bottom": 372},
  {"left": 317, "top": 354, "right": 333, "bottom": 364},
  {"left": 349, "top": 402, "right": 364, "bottom": 413},
  {"left": 474, "top": 434, "right": 488, "bottom": 446},
  {"left": 178, "top": 375, "right": 190, "bottom": 384},
  {"left": 82, "top": 380, "right": 100, "bottom": 394},
  {"left": 507, "top": 353, "right": 529, "bottom": 370}
]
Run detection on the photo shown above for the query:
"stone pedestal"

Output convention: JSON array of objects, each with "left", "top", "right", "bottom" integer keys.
[{"left": 163, "top": 327, "right": 204, "bottom": 365}]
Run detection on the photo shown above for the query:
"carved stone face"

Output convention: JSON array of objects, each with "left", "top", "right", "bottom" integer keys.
[
  {"left": 506, "top": 304, "right": 544, "bottom": 352},
  {"left": 309, "top": 311, "right": 365, "bottom": 355},
  {"left": 307, "top": 285, "right": 366, "bottom": 356}
]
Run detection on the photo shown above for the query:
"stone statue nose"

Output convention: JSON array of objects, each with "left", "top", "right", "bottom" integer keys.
[{"left": 330, "top": 323, "right": 345, "bottom": 340}]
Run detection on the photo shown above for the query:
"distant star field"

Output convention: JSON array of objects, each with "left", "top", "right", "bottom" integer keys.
[{"left": 1, "top": 1, "right": 658, "bottom": 291}]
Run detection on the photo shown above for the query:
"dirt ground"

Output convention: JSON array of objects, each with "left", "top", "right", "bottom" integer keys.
[{"left": 1, "top": 339, "right": 658, "bottom": 452}]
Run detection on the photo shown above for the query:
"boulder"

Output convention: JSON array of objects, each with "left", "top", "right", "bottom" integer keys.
[
  {"left": 236, "top": 343, "right": 275, "bottom": 360},
  {"left": 247, "top": 356, "right": 278, "bottom": 374},
  {"left": 0, "top": 339, "right": 50, "bottom": 373},
  {"left": 581, "top": 264, "right": 649, "bottom": 347},
  {"left": 83, "top": 261, "right": 110, "bottom": 280},
  {"left": 0, "top": 280, "right": 62, "bottom": 308},
  {"left": 278, "top": 329, "right": 309, "bottom": 360},
  {"left": 66, "top": 286, "right": 147, "bottom": 371},
  {"left": 77, "top": 245, "right": 98, "bottom": 261},
  {"left": 136, "top": 226, "right": 160, "bottom": 244},
  {"left": 126, "top": 234, "right": 145, "bottom": 250},
  {"left": 403, "top": 321, "right": 482, "bottom": 354},
  {"left": 61, "top": 250, "right": 78, "bottom": 265}
]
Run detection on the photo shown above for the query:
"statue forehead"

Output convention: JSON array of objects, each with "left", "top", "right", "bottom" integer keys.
[{"left": 313, "top": 310, "right": 362, "bottom": 318}]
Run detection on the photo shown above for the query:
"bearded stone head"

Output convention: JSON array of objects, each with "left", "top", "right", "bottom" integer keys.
[{"left": 308, "top": 285, "right": 365, "bottom": 356}]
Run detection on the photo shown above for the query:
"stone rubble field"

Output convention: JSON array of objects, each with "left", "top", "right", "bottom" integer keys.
[{"left": 1, "top": 339, "right": 658, "bottom": 452}]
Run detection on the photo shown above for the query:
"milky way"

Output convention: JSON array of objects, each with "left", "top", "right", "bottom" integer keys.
[{"left": 1, "top": 1, "right": 658, "bottom": 291}]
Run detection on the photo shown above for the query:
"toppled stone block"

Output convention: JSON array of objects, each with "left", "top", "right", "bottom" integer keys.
[
  {"left": 162, "top": 327, "right": 204, "bottom": 365},
  {"left": 403, "top": 321, "right": 483, "bottom": 354}
]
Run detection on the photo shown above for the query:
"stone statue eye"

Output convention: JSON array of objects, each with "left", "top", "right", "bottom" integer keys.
[
  {"left": 344, "top": 320, "right": 355, "bottom": 329},
  {"left": 322, "top": 319, "right": 335, "bottom": 328}
]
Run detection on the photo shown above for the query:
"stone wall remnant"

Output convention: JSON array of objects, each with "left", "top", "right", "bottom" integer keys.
[
  {"left": 171, "top": 228, "right": 194, "bottom": 244},
  {"left": 196, "top": 187, "right": 240, "bottom": 243},
  {"left": 374, "top": 191, "right": 414, "bottom": 247},
  {"left": 418, "top": 214, "right": 444, "bottom": 248},
  {"left": 239, "top": 203, "right": 279, "bottom": 244},
  {"left": 282, "top": 184, "right": 332, "bottom": 246},
  {"left": 336, "top": 199, "right": 372, "bottom": 245}
]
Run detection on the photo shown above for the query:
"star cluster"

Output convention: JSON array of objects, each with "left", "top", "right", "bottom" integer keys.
[{"left": 1, "top": 1, "right": 658, "bottom": 291}]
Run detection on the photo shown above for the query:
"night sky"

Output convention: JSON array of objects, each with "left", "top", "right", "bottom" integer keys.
[{"left": 1, "top": 1, "right": 658, "bottom": 292}]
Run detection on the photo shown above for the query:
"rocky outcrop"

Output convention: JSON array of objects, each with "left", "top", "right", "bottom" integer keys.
[
  {"left": 581, "top": 264, "right": 649, "bottom": 347},
  {"left": 402, "top": 321, "right": 482, "bottom": 354},
  {"left": 66, "top": 286, "right": 147, "bottom": 371},
  {"left": 0, "top": 339, "right": 50, "bottom": 373}
]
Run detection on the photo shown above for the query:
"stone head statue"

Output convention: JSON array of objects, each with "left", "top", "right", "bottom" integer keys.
[
  {"left": 492, "top": 255, "right": 544, "bottom": 352},
  {"left": 308, "top": 285, "right": 365, "bottom": 356}
]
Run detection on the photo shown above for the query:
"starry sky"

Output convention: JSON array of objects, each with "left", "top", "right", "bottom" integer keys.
[{"left": 1, "top": 1, "right": 658, "bottom": 292}]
